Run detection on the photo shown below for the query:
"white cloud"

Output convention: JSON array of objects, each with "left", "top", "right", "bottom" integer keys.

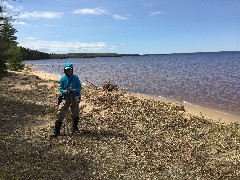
[
  {"left": 25, "top": 37, "right": 36, "bottom": 40},
  {"left": 0, "top": 2, "right": 23, "bottom": 20},
  {"left": 73, "top": 8, "right": 109, "bottom": 15},
  {"left": 150, "top": 11, "right": 164, "bottom": 16},
  {"left": 43, "top": 24, "right": 58, "bottom": 27},
  {"left": 110, "top": 46, "right": 116, "bottom": 50},
  {"left": 73, "top": 7, "right": 129, "bottom": 21},
  {"left": 18, "top": 11, "right": 63, "bottom": 19},
  {"left": 3, "top": 2, "right": 15, "bottom": 10},
  {"left": 19, "top": 40, "right": 107, "bottom": 53},
  {"left": 3, "top": 2, "right": 24, "bottom": 11},
  {"left": 12, "top": 21, "right": 27, "bottom": 25},
  {"left": 112, "top": 14, "right": 128, "bottom": 20}
]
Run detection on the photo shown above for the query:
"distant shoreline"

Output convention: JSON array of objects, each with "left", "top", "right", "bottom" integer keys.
[
  {"left": 37, "top": 51, "right": 240, "bottom": 59},
  {"left": 50, "top": 53, "right": 140, "bottom": 59},
  {"left": 143, "top": 51, "right": 240, "bottom": 56}
]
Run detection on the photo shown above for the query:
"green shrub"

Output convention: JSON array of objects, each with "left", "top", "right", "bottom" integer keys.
[
  {"left": 0, "top": 55, "right": 7, "bottom": 77},
  {"left": 6, "top": 45, "right": 25, "bottom": 71}
]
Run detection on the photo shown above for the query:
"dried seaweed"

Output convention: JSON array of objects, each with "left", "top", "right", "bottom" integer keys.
[
  {"left": 102, "top": 81, "right": 118, "bottom": 92},
  {"left": 0, "top": 69, "right": 239, "bottom": 179}
]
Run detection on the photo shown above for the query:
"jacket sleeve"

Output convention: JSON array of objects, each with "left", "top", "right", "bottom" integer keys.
[
  {"left": 75, "top": 75, "right": 82, "bottom": 95},
  {"left": 60, "top": 77, "right": 66, "bottom": 94}
]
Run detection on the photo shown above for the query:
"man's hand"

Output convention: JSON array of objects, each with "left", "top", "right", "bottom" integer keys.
[
  {"left": 66, "top": 87, "right": 75, "bottom": 94},
  {"left": 68, "top": 87, "right": 76, "bottom": 93},
  {"left": 65, "top": 89, "right": 69, "bottom": 94}
]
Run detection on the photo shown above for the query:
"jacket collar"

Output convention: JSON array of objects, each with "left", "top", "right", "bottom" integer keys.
[{"left": 65, "top": 73, "right": 73, "bottom": 78}]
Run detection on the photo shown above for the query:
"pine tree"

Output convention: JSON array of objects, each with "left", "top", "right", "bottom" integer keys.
[
  {"left": 0, "top": 14, "right": 24, "bottom": 75},
  {"left": 0, "top": 18, "right": 18, "bottom": 50},
  {"left": 0, "top": 5, "right": 7, "bottom": 76}
]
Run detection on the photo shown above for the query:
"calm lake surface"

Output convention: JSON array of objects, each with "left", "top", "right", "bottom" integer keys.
[{"left": 25, "top": 52, "right": 240, "bottom": 117}]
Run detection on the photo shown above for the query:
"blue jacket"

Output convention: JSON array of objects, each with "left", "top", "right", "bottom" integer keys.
[{"left": 60, "top": 62, "right": 82, "bottom": 99}]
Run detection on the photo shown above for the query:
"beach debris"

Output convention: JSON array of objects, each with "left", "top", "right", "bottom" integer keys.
[
  {"left": 171, "top": 103, "right": 185, "bottom": 112},
  {"left": 0, "top": 68, "right": 239, "bottom": 179},
  {"left": 102, "top": 81, "right": 118, "bottom": 91}
]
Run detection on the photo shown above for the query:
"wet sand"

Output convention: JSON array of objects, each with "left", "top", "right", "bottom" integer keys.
[
  {"left": 132, "top": 93, "right": 240, "bottom": 123},
  {"left": 27, "top": 65, "right": 61, "bottom": 81}
]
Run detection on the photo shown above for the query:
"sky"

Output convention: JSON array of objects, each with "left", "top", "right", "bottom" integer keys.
[{"left": 1, "top": 0, "right": 240, "bottom": 54}]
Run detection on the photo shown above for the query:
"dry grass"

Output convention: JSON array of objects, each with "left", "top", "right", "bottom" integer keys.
[{"left": 0, "top": 68, "right": 239, "bottom": 179}]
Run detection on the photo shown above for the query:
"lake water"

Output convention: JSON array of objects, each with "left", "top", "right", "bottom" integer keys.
[{"left": 24, "top": 52, "right": 240, "bottom": 117}]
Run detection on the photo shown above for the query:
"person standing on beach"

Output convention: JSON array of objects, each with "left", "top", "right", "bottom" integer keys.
[{"left": 53, "top": 61, "right": 82, "bottom": 136}]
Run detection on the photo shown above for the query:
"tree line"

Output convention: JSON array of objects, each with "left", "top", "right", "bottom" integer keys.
[
  {"left": 20, "top": 46, "right": 51, "bottom": 60},
  {"left": 0, "top": 5, "right": 24, "bottom": 77},
  {"left": 0, "top": 4, "right": 53, "bottom": 77}
]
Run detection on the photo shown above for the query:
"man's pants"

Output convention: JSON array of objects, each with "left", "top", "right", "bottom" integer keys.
[{"left": 57, "top": 98, "right": 79, "bottom": 122}]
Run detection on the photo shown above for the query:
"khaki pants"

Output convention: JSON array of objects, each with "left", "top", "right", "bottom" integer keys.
[{"left": 57, "top": 97, "right": 79, "bottom": 122}]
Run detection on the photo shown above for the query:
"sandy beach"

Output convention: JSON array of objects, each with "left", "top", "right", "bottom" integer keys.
[
  {"left": 28, "top": 65, "right": 240, "bottom": 123},
  {"left": 132, "top": 93, "right": 240, "bottom": 124},
  {"left": 0, "top": 66, "right": 239, "bottom": 179}
]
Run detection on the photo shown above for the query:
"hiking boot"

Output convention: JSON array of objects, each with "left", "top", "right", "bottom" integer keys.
[
  {"left": 72, "top": 117, "right": 80, "bottom": 134},
  {"left": 52, "top": 120, "right": 62, "bottom": 137}
]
